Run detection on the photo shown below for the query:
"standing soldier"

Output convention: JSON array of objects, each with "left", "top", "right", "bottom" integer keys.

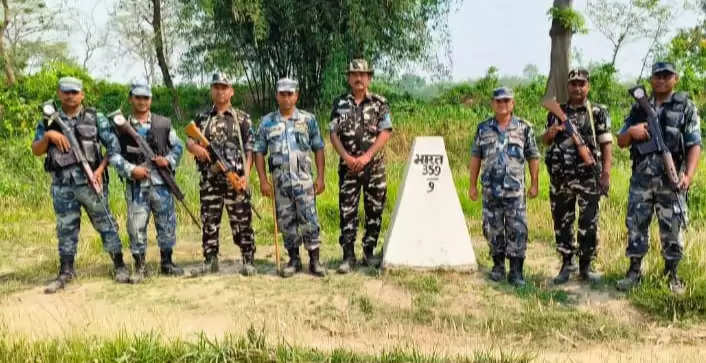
[
  {"left": 541, "top": 68, "right": 612, "bottom": 284},
  {"left": 31, "top": 77, "right": 129, "bottom": 293},
  {"left": 329, "top": 59, "right": 393, "bottom": 274},
  {"left": 111, "top": 82, "right": 184, "bottom": 282},
  {"left": 468, "top": 87, "right": 540, "bottom": 286},
  {"left": 186, "top": 73, "right": 256, "bottom": 276},
  {"left": 254, "top": 78, "right": 327, "bottom": 277},
  {"left": 616, "top": 62, "right": 701, "bottom": 294}
]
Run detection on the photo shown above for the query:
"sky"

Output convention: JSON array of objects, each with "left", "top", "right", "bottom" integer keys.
[{"left": 55, "top": 0, "right": 702, "bottom": 83}]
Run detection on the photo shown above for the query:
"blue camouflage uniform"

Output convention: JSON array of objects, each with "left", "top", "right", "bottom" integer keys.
[
  {"left": 254, "top": 108, "right": 325, "bottom": 251},
  {"left": 620, "top": 91, "right": 701, "bottom": 261},
  {"left": 471, "top": 116, "right": 540, "bottom": 259},
  {"left": 112, "top": 113, "right": 184, "bottom": 255},
  {"left": 33, "top": 107, "right": 122, "bottom": 257}
]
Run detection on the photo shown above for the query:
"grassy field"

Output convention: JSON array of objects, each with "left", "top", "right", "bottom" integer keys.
[{"left": 1, "top": 98, "right": 706, "bottom": 362}]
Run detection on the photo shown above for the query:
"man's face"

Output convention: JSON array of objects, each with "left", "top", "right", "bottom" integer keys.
[
  {"left": 276, "top": 91, "right": 299, "bottom": 112},
  {"left": 130, "top": 95, "right": 152, "bottom": 113},
  {"left": 57, "top": 89, "right": 84, "bottom": 109},
  {"left": 651, "top": 72, "right": 678, "bottom": 94},
  {"left": 347, "top": 72, "right": 371, "bottom": 93},
  {"left": 491, "top": 98, "right": 514, "bottom": 117},
  {"left": 568, "top": 80, "right": 590, "bottom": 104},
  {"left": 211, "top": 84, "right": 233, "bottom": 105}
]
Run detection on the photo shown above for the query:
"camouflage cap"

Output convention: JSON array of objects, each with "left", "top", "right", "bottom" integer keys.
[
  {"left": 346, "top": 59, "right": 374, "bottom": 74},
  {"left": 211, "top": 72, "right": 231, "bottom": 86},
  {"left": 58, "top": 77, "right": 83, "bottom": 92},
  {"left": 276, "top": 77, "right": 298, "bottom": 92},
  {"left": 492, "top": 86, "right": 514, "bottom": 100},
  {"left": 652, "top": 61, "right": 676, "bottom": 75},
  {"left": 130, "top": 81, "right": 152, "bottom": 97},
  {"left": 568, "top": 68, "right": 589, "bottom": 82}
]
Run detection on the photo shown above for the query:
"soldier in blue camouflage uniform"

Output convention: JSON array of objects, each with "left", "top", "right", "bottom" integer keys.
[
  {"left": 330, "top": 59, "right": 393, "bottom": 274},
  {"left": 617, "top": 62, "right": 701, "bottom": 294},
  {"left": 469, "top": 87, "right": 540, "bottom": 286},
  {"left": 186, "top": 73, "right": 256, "bottom": 276},
  {"left": 254, "top": 78, "right": 327, "bottom": 278},
  {"left": 31, "top": 77, "right": 129, "bottom": 293},
  {"left": 111, "top": 82, "right": 184, "bottom": 283},
  {"left": 541, "top": 69, "right": 613, "bottom": 285}
]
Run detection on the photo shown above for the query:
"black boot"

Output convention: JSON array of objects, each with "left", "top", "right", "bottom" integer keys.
[
  {"left": 45, "top": 255, "right": 75, "bottom": 294},
  {"left": 337, "top": 244, "right": 356, "bottom": 274},
  {"left": 360, "top": 245, "right": 380, "bottom": 268},
  {"left": 308, "top": 248, "right": 327, "bottom": 277},
  {"left": 578, "top": 256, "right": 602, "bottom": 283},
  {"left": 241, "top": 250, "right": 257, "bottom": 276},
  {"left": 281, "top": 248, "right": 303, "bottom": 278},
  {"left": 553, "top": 254, "right": 573, "bottom": 285},
  {"left": 617, "top": 257, "right": 642, "bottom": 291},
  {"left": 111, "top": 252, "right": 130, "bottom": 283},
  {"left": 130, "top": 253, "right": 147, "bottom": 283},
  {"left": 188, "top": 252, "right": 219, "bottom": 277},
  {"left": 160, "top": 248, "right": 184, "bottom": 276},
  {"left": 507, "top": 257, "right": 526, "bottom": 287},
  {"left": 488, "top": 254, "right": 505, "bottom": 282},
  {"left": 664, "top": 259, "right": 685, "bottom": 295}
]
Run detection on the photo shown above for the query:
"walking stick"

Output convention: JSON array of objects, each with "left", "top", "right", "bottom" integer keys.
[{"left": 271, "top": 175, "right": 281, "bottom": 272}]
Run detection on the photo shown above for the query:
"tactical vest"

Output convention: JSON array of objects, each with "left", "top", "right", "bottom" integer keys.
[
  {"left": 118, "top": 114, "right": 171, "bottom": 165},
  {"left": 545, "top": 104, "right": 602, "bottom": 182},
  {"left": 44, "top": 108, "right": 102, "bottom": 172},
  {"left": 630, "top": 92, "right": 689, "bottom": 171},
  {"left": 195, "top": 110, "right": 248, "bottom": 175}
]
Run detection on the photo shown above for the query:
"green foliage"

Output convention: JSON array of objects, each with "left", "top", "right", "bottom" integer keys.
[{"left": 547, "top": 6, "right": 588, "bottom": 34}]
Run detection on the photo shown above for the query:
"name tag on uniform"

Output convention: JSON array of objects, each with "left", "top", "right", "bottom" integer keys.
[
  {"left": 294, "top": 120, "right": 308, "bottom": 133},
  {"left": 268, "top": 124, "right": 284, "bottom": 138}
]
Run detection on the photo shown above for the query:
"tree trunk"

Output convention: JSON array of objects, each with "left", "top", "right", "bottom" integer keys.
[
  {"left": 544, "top": 0, "right": 573, "bottom": 103},
  {"left": 151, "top": 0, "right": 184, "bottom": 121},
  {"left": 1, "top": 0, "right": 17, "bottom": 86}
]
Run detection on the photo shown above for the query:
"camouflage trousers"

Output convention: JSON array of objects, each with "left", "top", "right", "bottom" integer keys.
[
  {"left": 125, "top": 183, "right": 176, "bottom": 255},
  {"left": 338, "top": 161, "right": 387, "bottom": 249},
  {"left": 549, "top": 178, "right": 600, "bottom": 260},
  {"left": 51, "top": 183, "right": 121, "bottom": 257},
  {"left": 199, "top": 176, "right": 254, "bottom": 257},
  {"left": 626, "top": 173, "right": 686, "bottom": 261},
  {"left": 274, "top": 178, "right": 321, "bottom": 251},
  {"left": 482, "top": 188, "right": 528, "bottom": 258}
]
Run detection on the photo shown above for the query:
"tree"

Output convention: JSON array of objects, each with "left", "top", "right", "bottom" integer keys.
[
  {"left": 522, "top": 64, "right": 540, "bottom": 80},
  {"left": 179, "top": 0, "right": 455, "bottom": 111},
  {"left": 1, "top": 0, "right": 15, "bottom": 85},
  {"left": 64, "top": 3, "right": 109, "bottom": 71},
  {"left": 544, "top": 0, "right": 586, "bottom": 103}
]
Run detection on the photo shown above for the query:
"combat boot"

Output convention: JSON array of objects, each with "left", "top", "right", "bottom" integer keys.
[
  {"left": 44, "top": 255, "right": 75, "bottom": 294},
  {"left": 111, "top": 252, "right": 130, "bottom": 284},
  {"left": 130, "top": 253, "right": 147, "bottom": 284},
  {"left": 337, "top": 244, "right": 356, "bottom": 274},
  {"left": 308, "top": 248, "right": 327, "bottom": 277},
  {"left": 160, "top": 248, "right": 184, "bottom": 276},
  {"left": 360, "top": 245, "right": 380, "bottom": 268},
  {"left": 617, "top": 257, "right": 642, "bottom": 291},
  {"left": 578, "top": 256, "right": 602, "bottom": 283},
  {"left": 553, "top": 254, "right": 573, "bottom": 285},
  {"left": 507, "top": 257, "right": 526, "bottom": 287},
  {"left": 240, "top": 250, "right": 257, "bottom": 276},
  {"left": 281, "top": 248, "right": 302, "bottom": 278},
  {"left": 187, "top": 252, "right": 219, "bottom": 277},
  {"left": 664, "top": 259, "right": 685, "bottom": 295},
  {"left": 488, "top": 254, "right": 505, "bottom": 282}
]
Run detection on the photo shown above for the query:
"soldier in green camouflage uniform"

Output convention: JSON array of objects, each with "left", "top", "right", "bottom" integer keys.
[
  {"left": 186, "top": 73, "right": 256, "bottom": 276},
  {"left": 31, "top": 77, "right": 129, "bottom": 293},
  {"left": 617, "top": 62, "right": 701, "bottom": 294},
  {"left": 469, "top": 87, "right": 540, "bottom": 286},
  {"left": 330, "top": 59, "right": 393, "bottom": 274},
  {"left": 254, "top": 78, "right": 327, "bottom": 278},
  {"left": 541, "top": 68, "right": 612, "bottom": 285}
]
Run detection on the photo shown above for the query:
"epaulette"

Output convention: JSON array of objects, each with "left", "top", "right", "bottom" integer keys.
[{"left": 370, "top": 93, "right": 388, "bottom": 104}]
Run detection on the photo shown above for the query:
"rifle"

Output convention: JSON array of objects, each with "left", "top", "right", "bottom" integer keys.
[
  {"left": 184, "top": 121, "right": 262, "bottom": 220},
  {"left": 543, "top": 99, "right": 607, "bottom": 196},
  {"left": 628, "top": 86, "right": 687, "bottom": 228},
  {"left": 109, "top": 110, "right": 202, "bottom": 228},
  {"left": 41, "top": 101, "right": 117, "bottom": 231}
]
